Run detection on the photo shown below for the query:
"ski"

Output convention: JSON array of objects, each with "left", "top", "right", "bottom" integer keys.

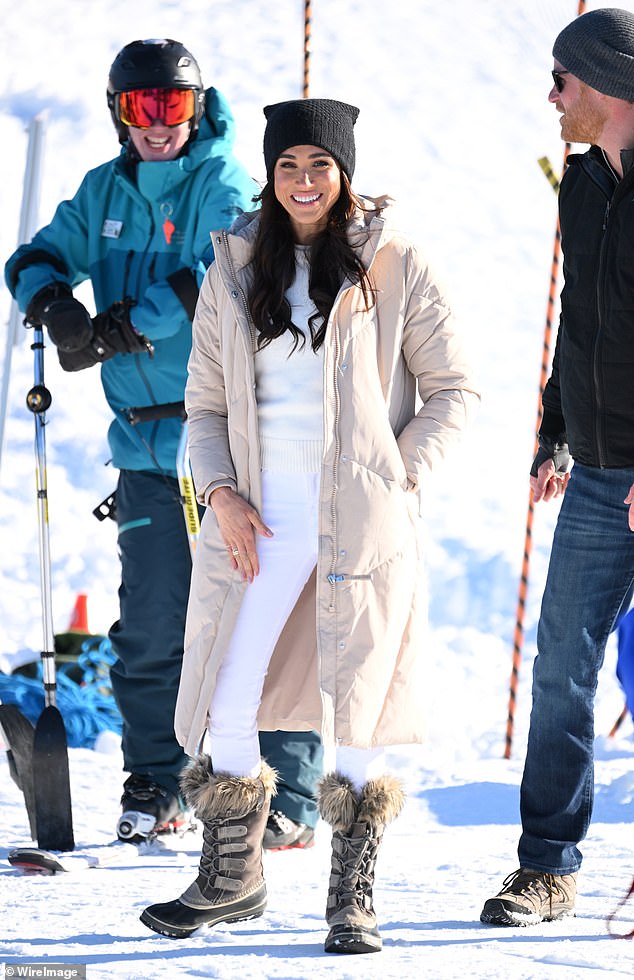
[
  {"left": 0, "top": 703, "right": 37, "bottom": 839},
  {"left": 8, "top": 842, "right": 137, "bottom": 875},
  {"left": 7, "top": 819, "right": 199, "bottom": 875}
]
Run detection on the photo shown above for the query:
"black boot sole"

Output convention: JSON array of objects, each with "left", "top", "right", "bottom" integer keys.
[
  {"left": 324, "top": 924, "right": 382, "bottom": 954},
  {"left": 140, "top": 888, "right": 267, "bottom": 939},
  {"left": 480, "top": 898, "right": 575, "bottom": 927}
]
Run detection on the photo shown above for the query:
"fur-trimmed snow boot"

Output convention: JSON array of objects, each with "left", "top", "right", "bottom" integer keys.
[
  {"left": 318, "top": 771, "right": 405, "bottom": 954},
  {"left": 140, "top": 756, "right": 277, "bottom": 938}
]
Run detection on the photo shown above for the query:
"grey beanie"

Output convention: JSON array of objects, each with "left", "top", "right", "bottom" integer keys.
[
  {"left": 263, "top": 99, "right": 359, "bottom": 179},
  {"left": 553, "top": 7, "right": 634, "bottom": 101}
]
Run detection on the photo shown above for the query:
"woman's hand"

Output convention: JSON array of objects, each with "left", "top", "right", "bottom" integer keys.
[{"left": 210, "top": 486, "right": 273, "bottom": 582}]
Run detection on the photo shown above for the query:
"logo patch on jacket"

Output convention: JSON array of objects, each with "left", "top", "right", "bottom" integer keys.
[{"left": 101, "top": 219, "right": 123, "bottom": 239}]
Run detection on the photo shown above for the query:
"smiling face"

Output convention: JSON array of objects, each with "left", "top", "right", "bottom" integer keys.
[
  {"left": 127, "top": 119, "right": 192, "bottom": 161},
  {"left": 273, "top": 144, "right": 342, "bottom": 244}
]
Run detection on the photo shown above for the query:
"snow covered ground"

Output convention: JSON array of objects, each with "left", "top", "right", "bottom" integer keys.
[{"left": 0, "top": 0, "right": 633, "bottom": 977}]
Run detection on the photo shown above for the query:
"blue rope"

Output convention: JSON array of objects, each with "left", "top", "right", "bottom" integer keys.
[{"left": 0, "top": 636, "right": 122, "bottom": 748}]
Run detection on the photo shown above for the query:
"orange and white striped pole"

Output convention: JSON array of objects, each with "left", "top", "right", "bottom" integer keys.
[
  {"left": 503, "top": 0, "right": 586, "bottom": 759},
  {"left": 504, "top": 193, "right": 565, "bottom": 759},
  {"left": 303, "top": 1, "right": 311, "bottom": 98}
]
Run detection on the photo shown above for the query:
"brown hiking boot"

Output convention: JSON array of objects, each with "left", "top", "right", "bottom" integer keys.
[
  {"left": 480, "top": 867, "right": 577, "bottom": 926},
  {"left": 140, "top": 756, "right": 276, "bottom": 938}
]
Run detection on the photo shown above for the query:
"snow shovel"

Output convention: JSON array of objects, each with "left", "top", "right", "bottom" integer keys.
[{"left": 25, "top": 325, "right": 74, "bottom": 851}]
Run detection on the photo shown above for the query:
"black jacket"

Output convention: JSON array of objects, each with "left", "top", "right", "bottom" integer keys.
[{"left": 540, "top": 144, "right": 634, "bottom": 468}]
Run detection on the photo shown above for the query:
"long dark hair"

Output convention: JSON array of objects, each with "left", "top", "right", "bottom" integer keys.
[{"left": 248, "top": 171, "right": 376, "bottom": 353}]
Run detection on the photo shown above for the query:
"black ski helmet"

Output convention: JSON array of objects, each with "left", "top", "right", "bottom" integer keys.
[{"left": 107, "top": 39, "right": 205, "bottom": 144}]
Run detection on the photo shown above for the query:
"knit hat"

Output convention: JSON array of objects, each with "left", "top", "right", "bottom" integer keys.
[
  {"left": 553, "top": 7, "right": 634, "bottom": 102},
  {"left": 263, "top": 99, "right": 360, "bottom": 179}
]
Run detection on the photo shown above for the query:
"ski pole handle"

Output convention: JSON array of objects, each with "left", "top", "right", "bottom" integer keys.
[
  {"left": 124, "top": 401, "right": 200, "bottom": 556},
  {"left": 125, "top": 401, "right": 186, "bottom": 425}
]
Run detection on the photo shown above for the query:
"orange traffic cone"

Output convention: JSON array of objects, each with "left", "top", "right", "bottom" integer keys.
[{"left": 68, "top": 593, "right": 90, "bottom": 634}]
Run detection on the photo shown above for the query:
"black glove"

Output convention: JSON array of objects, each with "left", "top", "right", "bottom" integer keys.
[
  {"left": 530, "top": 433, "right": 571, "bottom": 478},
  {"left": 58, "top": 299, "right": 154, "bottom": 372},
  {"left": 25, "top": 283, "right": 93, "bottom": 352}
]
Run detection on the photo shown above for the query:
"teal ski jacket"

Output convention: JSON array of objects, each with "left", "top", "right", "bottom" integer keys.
[{"left": 5, "top": 88, "right": 257, "bottom": 475}]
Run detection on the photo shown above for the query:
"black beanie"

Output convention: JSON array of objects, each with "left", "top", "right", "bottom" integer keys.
[
  {"left": 553, "top": 7, "right": 634, "bottom": 102},
  {"left": 263, "top": 99, "right": 360, "bottom": 179}
]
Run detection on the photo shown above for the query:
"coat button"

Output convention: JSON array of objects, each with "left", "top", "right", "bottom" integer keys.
[
  {"left": 231, "top": 290, "right": 238, "bottom": 298},
  {"left": 339, "top": 641, "right": 345, "bottom": 650}
]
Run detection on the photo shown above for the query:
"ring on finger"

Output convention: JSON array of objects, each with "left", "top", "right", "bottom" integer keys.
[{"left": 232, "top": 547, "right": 240, "bottom": 556}]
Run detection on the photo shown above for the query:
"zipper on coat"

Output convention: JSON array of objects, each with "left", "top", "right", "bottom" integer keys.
[
  {"left": 582, "top": 156, "right": 619, "bottom": 468},
  {"left": 591, "top": 166, "right": 633, "bottom": 468},
  {"left": 327, "top": 572, "right": 372, "bottom": 584},
  {"left": 593, "top": 218, "right": 609, "bottom": 467},
  {"left": 219, "top": 230, "right": 257, "bottom": 357}
]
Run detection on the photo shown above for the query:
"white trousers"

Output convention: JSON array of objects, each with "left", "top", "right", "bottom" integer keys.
[{"left": 208, "top": 469, "right": 385, "bottom": 790}]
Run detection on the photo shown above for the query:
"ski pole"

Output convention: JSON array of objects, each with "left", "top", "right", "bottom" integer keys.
[
  {"left": 27, "top": 327, "right": 58, "bottom": 711},
  {"left": 26, "top": 324, "right": 74, "bottom": 851}
]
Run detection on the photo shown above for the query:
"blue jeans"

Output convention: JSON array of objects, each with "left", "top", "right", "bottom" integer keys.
[{"left": 518, "top": 463, "right": 634, "bottom": 874}]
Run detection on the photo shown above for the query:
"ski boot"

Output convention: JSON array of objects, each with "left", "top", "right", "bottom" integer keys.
[
  {"left": 117, "top": 774, "right": 190, "bottom": 843},
  {"left": 263, "top": 809, "right": 315, "bottom": 851}
]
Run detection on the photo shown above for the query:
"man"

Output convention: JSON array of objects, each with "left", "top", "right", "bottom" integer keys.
[
  {"left": 5, "top": 38, "right": 321, "bottom": 848},
  {"left": 481, "top": 8, "right": 634, "bottom": 926}
]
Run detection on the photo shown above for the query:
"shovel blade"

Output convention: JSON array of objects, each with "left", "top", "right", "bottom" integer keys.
[
  {"left": 0, "top": 704, "right": 37, "bottom": 839},
  {"left": 33, "top": 705, "right": 74, "bottom": 852}
]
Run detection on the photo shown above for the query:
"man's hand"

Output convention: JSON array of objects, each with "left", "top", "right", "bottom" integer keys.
[
  {"left": 26, "top": 283, "right": 93, "bottom": 352},
  {"left": 209, "top": 486, "right": 273, "bottom": 583},
  {"left": 530, "top": 433, "right": 570, "bottom": 502},
  {"left": 530, "top": 457, "right": 570, "bottom": 502},
  {"left": 625, "top": 484, "right": 634, "bottom": 531},
  {"left": 58, "top": 298, "right": 153, "bottom": 372}
]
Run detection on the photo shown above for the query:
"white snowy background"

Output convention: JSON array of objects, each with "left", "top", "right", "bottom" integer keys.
[{"left": 0, "top": 0, "right": 633, "bottom": 977}]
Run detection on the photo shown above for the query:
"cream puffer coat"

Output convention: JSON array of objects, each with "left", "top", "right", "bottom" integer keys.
[{"left": 176, "top": 205, "right": 479, "bottom": 756}]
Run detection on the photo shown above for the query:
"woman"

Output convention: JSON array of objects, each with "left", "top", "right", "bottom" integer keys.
[{"left": 141, "top": 98, "right": 479, "bottom": 954}]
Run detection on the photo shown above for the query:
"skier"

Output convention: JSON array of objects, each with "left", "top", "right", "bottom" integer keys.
[{"left": 4, "top": 39, "right": 322, "bottom": 848}]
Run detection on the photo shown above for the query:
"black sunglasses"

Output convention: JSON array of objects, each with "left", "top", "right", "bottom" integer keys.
[{"left": 552, "top": 70, "right": 569, "bottom": 93}]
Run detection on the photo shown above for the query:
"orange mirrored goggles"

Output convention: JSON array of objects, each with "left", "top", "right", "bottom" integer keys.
[{"left": 118, "top": 88, "right": 196, "bottom": 129}]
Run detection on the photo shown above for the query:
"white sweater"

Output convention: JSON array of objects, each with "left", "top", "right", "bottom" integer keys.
[{"left": 255, "top": 246, "right": 324, "bottom": 472}]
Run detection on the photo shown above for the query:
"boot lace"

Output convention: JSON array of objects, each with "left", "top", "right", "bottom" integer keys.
[
  {"left": 198, "top": 816, "right": 247, "bottom": 889},
  {"left": 330, "top": 828, "right": 380, "bottom": 913},
  {"left": 501, "top": 868, "right": 568, "bottom": 915}
]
